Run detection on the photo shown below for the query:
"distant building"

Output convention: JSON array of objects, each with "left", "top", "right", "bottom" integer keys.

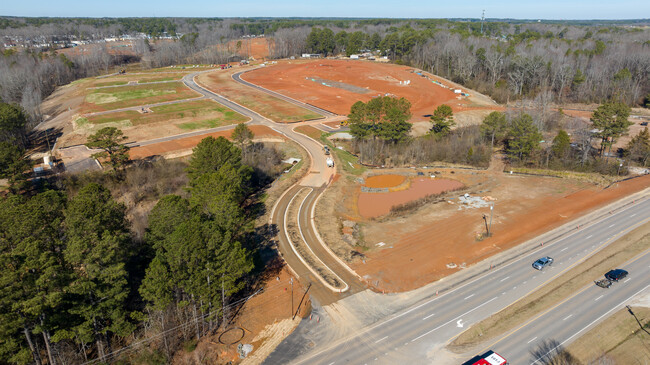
[{"left": 301, "top": 53, "right": 322, "bottom": 58}]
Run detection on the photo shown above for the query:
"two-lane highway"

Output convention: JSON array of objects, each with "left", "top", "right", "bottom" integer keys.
[{"left": 287, "top": 196, "right": 649, "bottom": 364}]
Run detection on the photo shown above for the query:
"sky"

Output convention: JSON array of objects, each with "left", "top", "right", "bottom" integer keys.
[{"left": 1, "top": 0, "right": 648, "bottom": 20}]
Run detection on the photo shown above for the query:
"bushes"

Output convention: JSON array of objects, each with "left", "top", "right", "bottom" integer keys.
[{"left": 353, "top": 125, "right": 492, "bottom": 168}]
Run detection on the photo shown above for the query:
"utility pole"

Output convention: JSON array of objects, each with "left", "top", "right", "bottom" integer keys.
[
  {"left": 489, "top": 202, "right": 494, "bottom": 237},
  {"left": 290, "top": 277, "right": 294, "bottom": 318},
  {"left": 481, "top": 10, "right": 485, "bottom": 35}
]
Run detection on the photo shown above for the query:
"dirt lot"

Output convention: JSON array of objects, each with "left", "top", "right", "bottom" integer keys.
[
  {"left": 171, "top": 265, "right": 308, "bottom": 364},
  {"left": 128, "top": 125, "right": 284, "bottom": 160},
  {"left": 241, "top": 59, "right": 498, "bottom": 121},
  {"left": 196, "top": 68, "right": 322, "bottom": 123},
  {"left": 318, "top": 163, "right": 650, "bottom": 293}
]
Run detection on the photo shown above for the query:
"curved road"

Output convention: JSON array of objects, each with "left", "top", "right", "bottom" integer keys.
[
  {"left": 185, "top": 69, "right": 650, "bottom": 364},
  {"left": 269, "top": 195, "right": 649, "bottom": 364},
  {"left": 182, "top": 71, "right": 366, "bottom": 306}
]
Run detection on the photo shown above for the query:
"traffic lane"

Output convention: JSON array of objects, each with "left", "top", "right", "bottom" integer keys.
[
  {"left": 298, "top": 188, "right": 365, "bottom": 293},
  {"left": 293, "top": 200, "right": 650, "bottom": 364},
  {"left": 272, "top": 184, "right": 339, "bottom": 304},
  {"left": 490, "top": 250, "right": 650, "bottom": 364}
]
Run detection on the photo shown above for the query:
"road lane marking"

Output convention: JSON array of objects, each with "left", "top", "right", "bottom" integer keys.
[
  {"left": 422, "top": 313, "right": 435, "bottom": 320},
  {"left": 502, "top": 292, "right": 506, "bottom": 295},
  {"left": 499, "top": 276, "right": 510, "bottom": 282},
  {"left": 464, "top": 294, "right": 475, "bottom": 300},
  {"left": 523, "top": 281, "right": 527, "bottom": 284},
  {"left": 595, "top": 295, "right": 604, "bottom": 301},
  {"left": 586, "top": 234, "right": 593, "bottom": 239},
  {"left": 560, "top": 247, "right": 569, "bottom": 252},
  {"left": 327, "top": 363, "right": 334, "bottom": 365},
  {"left": 513, "top": 286, "right": 517, "bottom": 289},
  {"left": 608, "top": 224, "right": 616, "bottom": 228},
  {"left": 624, "top": 278, "right": 631, "bottom": 283},
  {"left": 530, "top": 284, "right": 650, "bottom": 365},
  {"left": 563, "top": 314, "right": 573, "bottom": 321},
  {"left": 527, "top": 337, "right": 538, "bottom": 344},
  {"left": 411, "top": 297, "right": 498, "bottom": 342},
  {"left": 630, "top": 213, "right": 637, "bottom": 217},
  {"left": 374, "top": 336, "right": 388, "bottom": 344}
]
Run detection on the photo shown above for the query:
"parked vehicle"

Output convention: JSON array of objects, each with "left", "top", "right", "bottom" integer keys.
[
  {"left": 532, "top": 256, "right": 553, "bottom": 270},
  {"left": 326, "top": 158, "right": 334, "bottom": 168},
  {"left": 462, "top": 350, "right": 508, "bottom": 365},
  {"left": 605, "top": 269, "right": 628, "bottom": 282}
]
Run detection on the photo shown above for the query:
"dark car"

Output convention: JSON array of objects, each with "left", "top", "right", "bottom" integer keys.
[
  {"left": 605, "top": 269, "right": 628, "bottom": 282},
  {"left": 532, "top": 256, "right": 554, "bottom": 270}
]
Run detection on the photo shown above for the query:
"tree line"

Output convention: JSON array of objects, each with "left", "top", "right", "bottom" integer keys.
[{"left": 0, "top": 124, "right": 275, "bottom": 363}]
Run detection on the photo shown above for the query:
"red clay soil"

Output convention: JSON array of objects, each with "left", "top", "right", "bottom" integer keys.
[
  {"left": 173, "top": 265, "right": 306, "bottom": 364},
  {"left": 242, "top": 59, "right": 493, "bottom": 121},
  {"left": 358, "top": 178, "right": 464, "bottom": 218},
  {"left": 129, "top": 125, "right": 283, "bottom": 159},
  {"left": 354, "top": 174, "right": 650, "bottom": 292},
  {"left": 364, "top": 174, "right": 406, "bottom": 188}
]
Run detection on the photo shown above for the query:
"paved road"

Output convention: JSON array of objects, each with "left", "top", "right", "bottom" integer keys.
[
  {"left": 282, "top": 197, "right": 650, "bottom": 365},
  {"left": 232, "top": 71, "right": 337, "bottom": 117},
  {"left": 487, "top": 249, "right": 650, "bottom": 364},
  {"left": 184, "top": 71, "right": 365, "bottom": 305}
]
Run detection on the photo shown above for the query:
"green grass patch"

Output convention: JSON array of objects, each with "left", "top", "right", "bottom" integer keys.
[
  {"left": 319, "top": 133, "right": 366, "bottom": 175},
  {"left": 75, "top": 117, "right": 90, "bottom": 127},
  {"left": 86, "top": 88, "right": 176, "bottom": 105},
  {"left": 510, "top": 167, "right": 619, "bottom": 185},
  {"left": 137, "top": 76, "right": 180, "bottom": 83},
  {"left": 94, "top": 81, "right": 129, "bottom": 87},
  {"left": 85, "top": 100, "right": 247, "bottom": 129}
]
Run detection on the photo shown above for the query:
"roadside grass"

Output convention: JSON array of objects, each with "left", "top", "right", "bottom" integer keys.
[
  {"left": 85, "top": 100, "right": 247, "bottom": 129},
  {"left": 510, "top": 167, "right": 620, "bottom": 186},
  {"left": 82, "top": 82, "right": 198, "bottom": 112},
  {"left": 94, "top": 81, "right": 129, "bottom": 87},
  {"left": 449, "top": 221, "right": 650, "bottom": 352},
  {"left": 321, "top": 133, "right": 366, "bottom": 176},
  {"left": 294, "top": 125, "right": 323, "bottom": 141},
  {"left": 136, "top": 76, "right": 179, "bottom": 83},
  {"left": 567, "top": 306, "right": 650, "bottom": 363}
]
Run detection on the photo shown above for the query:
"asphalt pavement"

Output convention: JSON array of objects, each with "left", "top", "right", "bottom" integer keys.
[{"left": 272, "top": 196, "right": 649, "bottom": 365}]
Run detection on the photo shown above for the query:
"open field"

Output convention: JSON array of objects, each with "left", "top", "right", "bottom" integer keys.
[
  {"left": 450, "top": 221, "right": 650, "bottom": 350},
  {"left": 242, "top": 59, "right": 499, "bottom": 121},
  {"left": 315, "top": 152, "right": 650, "bottom": 293},
  {"left": 567, "top": 303, "right": 650, "bottom": 364},
  {"left": 128, "top": 125, "right": 284, "bottom": 159},
  {"left": 81, "top": 82, "right": 199, "bottom": 113},
  {"left": 81, "top": 99, "right": 247, "bottom": 130},
  {"left": 196, "top": 68, "right": 323, "bottom": 123}
]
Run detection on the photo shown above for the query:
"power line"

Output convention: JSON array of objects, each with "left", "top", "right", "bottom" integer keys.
[{"left": 81, "top": 277, "right": 306, "bottom": 364}]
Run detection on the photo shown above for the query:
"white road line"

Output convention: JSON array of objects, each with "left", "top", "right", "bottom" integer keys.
[
  {"left": 411, "top": 297, "right": 498, "bottom": 342},
  {"left": 502, "top": 292, "right": 506, "bottom": 295},
  {"left": 563, "top": 314, "right": 573, "bottom": 321},
  {"left": 560, "top": 247, "right": 569, "bottom": 252},
  {"left": 608, "top": 224, "right": 615, "bottom": 228},
  {"left": 630, "top": 213, "right": 637, "bottom": 217},
  {"left": 523, "top": 281, "right": 527, "bottom": 284},
  {"left": 531, "top": 285, "right": 650, "bottom": 365},
  {"left": 464, "top": 294, "right": 475, "bottom": 300},
  {"left": 499, "top": 276, "right": 510, "bottom": 282},
  {"left": 595, "top": 295, "right": 604, "bottom": 301},
  {"left": 422, "top": 313, "right": 436, "bottom": 320},
  {"left": 527, "top": 337, "right": 538, "bottom": 344},
  {"left": 374, "top": 336, "right": 388, "bottom": 344},
  {"left": 327, "top": 362, "right": 335, "bottom": 365},
  {"left": 513, "top": 286, "right": 517, "bottom": 289},
  {"left": 624, "top": 278, "right": 631, "bottom": 283},
  {"left": 586, "top": 234, "right": 593, "bottom": 239},
  {"left": 533, "top": 276, "right": 537, "bottom": 279}
]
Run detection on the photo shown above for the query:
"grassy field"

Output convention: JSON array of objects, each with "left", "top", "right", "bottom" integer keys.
[
  {"left": 197, "top": 71, "right": 323, "bottom": 123},
  {"left": 82, "top": 82, "right": 199, "bottom": 112},
  {"left": 84, "top": 99, "right": 248, "bottom": 130},
  {"left": 450, "top": 221, "right": 650, "bottom": 351},
  {"left": 94, "top": 80, "right": 129, "bottom": 87},
  {"left": 567, "top": 305, "right": 650, "bottom": 363}
]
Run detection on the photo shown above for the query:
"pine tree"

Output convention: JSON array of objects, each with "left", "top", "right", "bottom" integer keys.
[
  {"left": 63, "top": 183, "right": 134, "bottom": 361},
  {"left": 507, "top": 114, "right": 542, "bottom": 161}
]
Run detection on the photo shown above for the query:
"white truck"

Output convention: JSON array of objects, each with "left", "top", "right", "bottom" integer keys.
[{"left": 326, "top": 158, "right": 334, "bottom": 168}]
